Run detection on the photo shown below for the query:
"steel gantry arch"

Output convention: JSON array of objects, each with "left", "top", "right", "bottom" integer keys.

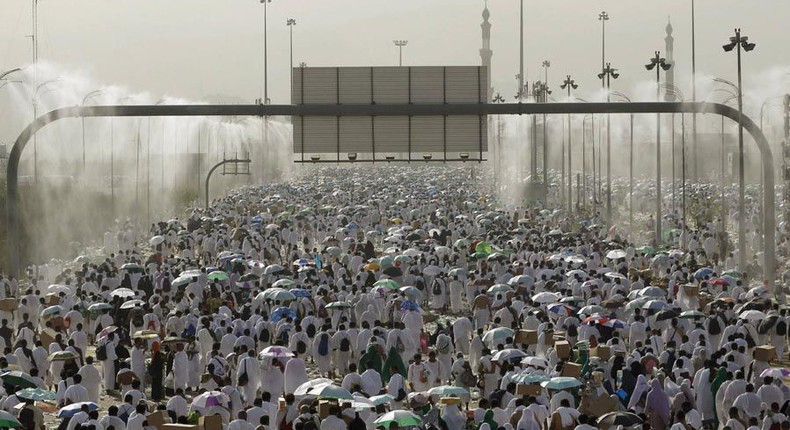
[{"left": 5, "top": 102, "right": 777, "bottom": 295}]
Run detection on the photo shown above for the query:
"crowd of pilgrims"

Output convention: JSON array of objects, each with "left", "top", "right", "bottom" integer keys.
[{"left": 0, "top": 167, "right": 785, "bottom": 430}]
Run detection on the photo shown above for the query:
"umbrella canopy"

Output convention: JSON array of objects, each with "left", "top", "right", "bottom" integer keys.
[
  {"left": 541, "top": 376, "right": 582, "bottom": 390},
  {"left": 149, "top": 235, "right": 165, "bottom": 246},
  {"left": 272, "top": 279, "right": 296, "bottom": 288},
  {"left": 399, "top": 286, "right": 423, "bottom": 301},
  {"left": 578, "top": 305, "right": 606, "bottom": 316},
  {"left": 654, "top": 309, "right": 680, "bottom": 322},
  {"left": 642, "top": 300, "right": 670, "bottom": 310},
  {"left": 207, "top": 271, "right": 229, "bottom": 282},
  {"left": 57, "top": 402, "right": 98, "bottom": 418},
  {"left": 508, "top": 275, "right": 535, "bottom": 287},
  {"left": 694, "top": 268, "right": 714, "bottom": 279},
  {"left": 41, "top": 306, "right": 62, "bottom": 317},
  {"left": 293, "top": 379, "right": 334, "bottom": 396},
  {"left": 369, "top": 394, "right": 395, "bottom": 406},
  {"left": 760, "top": 368, "right": 790, "bottom": 379},
  {"left": 312, "top": 384, "right": 353, "bottom": 400},
  {"left": 488, "top": 284, "right": 512, "bottom": 294},
  {"left": 374, "top": 411, "right": 422, "bottom": 428},
  {"left": 289, "top": 288, "right": 311, "bottom": 298},
  {"left": 382, "top": 266, "right": 404, "bottom": 278},
  {"left": 161, "top": 336, "right": 188, "bottom": 345},
  {"left": 521, "top": 357, "right": 550, "bottom": 369},
  {"left": 605, "top": 250, "right": 626, "bottom": 260},
  {"left": 119, "top": 299, "right": 145, "bottom": 310},
  {"left": 191, "top": 391, "right": 230, "bottom": 411},
  {"left": 679, "top": 310, "right": 705, "bottom": 319},
  {"left": 263, "top": 264, "right": 285, "bottom": 275},
  {"left": 47, "top": 351, "right": 78, "bottom": 362},
  {"left": 110, "top": 288, "right": 136, "bottom": 298},
  {"left": 482, "top": 327, "right": 515, "bottom": 348},
  {"left": 120, "top": 263, "right": 145, "bottom": 273},
  {"left": 1, "top": 371, "right": 37, "bottom": 389},
  {"left": 374, "top": 279, "right": 400, "bottom": 290},
  {"left": 88, "top": 303, "right": 113, "bottom": 312},
  {"left": 259, "top": 346, "right": 295, "bottom": 359},
  {"left": 740, "top": 310, "right": 767, "bottom": 321},
  {"left": 261, "top": 288, "right": 296, "bottom": 302},
  {"left": 532, "top": 292, "right": 560, "bottom": 304},
  {"left": 133, "top": 330, "right": 160, "bottom": 340},
  {"left": 16, "top": 388, "right": 56, "bottom": 402},
  {"left": 597, "top": 411, "right": 644, "bottom": 428},
  {"left": 427, "top": 385, "right": 470, "bottom": 400},
  {"left": 271, "top": 307, "right": 297, "bottom": 322},
  {"left": 423, "top": 265, "right": 442, "bottom": 276},
  {"left": 491, "top": 349, "right": 527, "bottom": 362}
]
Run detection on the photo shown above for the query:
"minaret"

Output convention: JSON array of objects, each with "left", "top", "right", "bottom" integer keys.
[
  {"left": 480, "top": 1, "right": 493, "bottom": 101},
  {"left": 664, "top": 17, "right": 675, "bottom": 101}
]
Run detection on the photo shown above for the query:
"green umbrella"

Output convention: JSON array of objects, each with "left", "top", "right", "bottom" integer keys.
[
  {"left": 207, "top": 271, "right": 229, "bottom": 282},
  {"left": 428, "top": 385, "right": 470, "bottom": 399},
  {"left": 16, "top": 388, "right": 56, "bottom": 402},
  {"left": 636, "top": 246, "right": 656, "bottom": 255},
  {"left": 1, "top": 371, "right": 37, "bottom": 389},
  {"left": 374, "top": 279, "right": 400, "bottom": 290},
  {"left": 541, "top": 376, "right": 582, "bottom": 390},
  {"left": 722, "top": 270, "right": 741, "bottom": 278},
  {"left": 120, "top": 263, "right": 145, "bottom": 273},
  {"left": 475, "top": 241, "right": 492, "bottom": 256},
  {"left": 312, "top": 384, "right": 353, "bottom": 400},
  {"left": 374, "top": 410, "right": 422, "bottom": 428},
  {"left": 0, "top": 411, "right": 21, "bottom": 428},
  {"left": 273, "top": 279, "right": 295, "bottom": 288}
]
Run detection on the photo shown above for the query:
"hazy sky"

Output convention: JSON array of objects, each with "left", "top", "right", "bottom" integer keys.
[{"left": 0, "top": 0, "right": 789, "bottom": 104}]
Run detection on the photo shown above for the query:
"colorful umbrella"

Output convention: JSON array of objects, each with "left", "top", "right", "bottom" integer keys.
[
  {"left": 259, "top": 346, "right": 295, "bottom": 359},
  {"left": 57, "top": 402, "right": 99, "bottom": 418},
  {"left": 271, "top": 307, "right": 297, "bottom": 322},
  {"left": 374, "top": 411, "right": 422, "bottom": 428},
  {"left": 191, "top": 391, "right": 230, "bottom": 411},
  {"left": 374, "top": 279, "right": 400, "bottom": 290},
  {"left": 207, "top": 271, "right": 229, "bottom": 282},
  {"left": 16, "top": 388, "right": 56, "bottom": 402}
]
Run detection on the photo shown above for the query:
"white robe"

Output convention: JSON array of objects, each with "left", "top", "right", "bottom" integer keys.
[
  {"left": 283, "top": 358, "right": 308, "bottom": 395},
  {"left": 172, "top": 350, "right": 189, "bottom": 391},
  {"left": 77, "top": 363, "right": 102, "bottom": 403}
]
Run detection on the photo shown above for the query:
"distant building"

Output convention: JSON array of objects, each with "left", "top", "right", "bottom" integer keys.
[
  {"left": 480, "top": 2, "right": 493, "bottom": 101},
  {"left": 664, "top": 18, "right": 675, "bottom": 101}
]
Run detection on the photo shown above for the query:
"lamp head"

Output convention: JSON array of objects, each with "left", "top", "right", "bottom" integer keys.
[
  {"left": 661, "top": 63, "right": 672, "bottom": 71},
  {"left": 645, "top": 62, "right": 656, "bottom": 71},
  {"left": 722, "top": 42, "right": 736, "bottom": 52},
  {"left": 597, "top": 72, "right": 605, "bottom": 80},
  {"left": 571, "top": 83, "right": 578, "bottom": 89},
  {"left": 743, "top": 42, "right": 756, "bottom": 52},
  {"left": 611, "top": 72, "right": 620, "bottom": 79},
  {"left": 560, "top": 82, "right": 567, "bottom": 89}
]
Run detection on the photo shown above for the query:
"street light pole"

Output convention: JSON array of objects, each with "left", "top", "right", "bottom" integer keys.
[
  {"left": 598, "top": 63, "right": 619, "bottom": 225},
  {"left": 561, "top": 75, "right": 578, "bottom": 213},
  {"left": 723, "top": 28, "right": 756, "bottom": 272},
  {"left": 493, "top": 93, "right": 506, "bottom": 183},
  {"left": 393, "top": 40, "right": 408, "bottom": 67},
  {"left": 287, "top": 18, "right": 296, "bottom": 89},
  {"left": 645, "top": 51, "right": 672, "bottom": 246},
  {"left": 261, "top": 0, "right": 271, "bottom": 105},
  {"left": 691, "top": 0, "right": 698, "bottom": 182},
  {"left": 598, "top": 11, "right": 609, "bottom": 89}
]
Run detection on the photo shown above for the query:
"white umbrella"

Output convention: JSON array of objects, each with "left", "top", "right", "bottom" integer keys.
[
  {"left": 531, "top": 292, "right": 560, "bottom": 304},
  {"left": 258, "top": 346, "right": 294, "bottom": 359},
  {"left": 110, "top": 288, "right": 135, "bottom": 298},
  {"left": 149, "top": 235, "right": 165, "bottom": 246},
  {"left": 739, "top": 310, "right": 767, "bottom": 321},
  {"left": 606, "top": 250, "right": 627, "bottom": 260},
  {"left": 293, "top": 379, "right": 334, "bottom": 396}
]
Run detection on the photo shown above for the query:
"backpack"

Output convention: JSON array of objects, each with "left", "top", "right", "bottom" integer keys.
[
  {"left": 432, "top": 280, "right": 442, "bottom": 296},
  {"left": 296, "top": 340, "right": 307, "bottom": 355},
  {"left": 340, "top": 337, "right": 351, "bottom": 352},
  {"left": 279, "top": 330, "right": 289, "bottom": 345},
  {"left": 95, "top": 343, "right": 107, "bottom": 361},
  {"left": 708, "top": 317, "right": 722, "bottom": 335},
  {"left": 317, "top": 333, "right": 330, "bottom": 356},
  {"left": 306, "top": 323, "right": 316, "bottom": 338},
  {"left": 396, "top": 336, "right": 406, "bottom": 353},
  {"left": 777, "top": 320, "right": 787, "bottom": 336},
  {"left": 566, "top": 324, "right": 578, "bottom": 338},
  {"left": 260, "top": 327, "right": 271, "bottom": 343},
  {"left": 415, "top": 279, "right": 425, "bottom": 291}
]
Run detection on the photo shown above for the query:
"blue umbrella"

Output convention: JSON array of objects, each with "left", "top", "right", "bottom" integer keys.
[
  {"left": 57, "top": 402, "right": 98, "bottom": 418},
  {"left": 271, "top": 307, "right": 297, "bottom": 322},
  {"left": 541, "top": 377, "right": 582, "bottom": 390},
  {"left": 400, "top": 300, "right": 420, "bottom": 311},
  {"left": 289, "top": 288, "right": 311, "bottom": 298},
  {"left": 694, "top": 268, "right": 714, "bottom": 280},
  {"left": 251, "top": 215, "right": 263, "bottom": 224}
]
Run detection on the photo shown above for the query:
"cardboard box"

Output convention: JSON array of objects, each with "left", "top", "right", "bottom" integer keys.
[
  {"left": 40, "top": 328, "right": 57, "bottom": 349},
  {"left": 683, "top": 285, "right": 699, "bottom": 297},
  {"left": 49, "top": 317, "right": 65, "bottom": 332},
  {"left": 755, "top": 345, "right": 777, "bottom": 362},
  {"left": 147, "top": 411, "right": 167, "bottom": 430},
  {"left": 592, "top": 346, "right": 611, "bottom": 361},
  {"left": 561, "top": 362, "right": 582, "bottom": 378},
  {"left": 45, "top": 294, "right": 60, "bottom": 306},
  {"left": 579, "top": 392, "right": 617, "bottom": 417},
  {"left": 514, "top": 330, "right": 538, "bottom": 345},
  {"left": 516, "top": 383, "right": 542, "bottom": 397},
  {"left": 555, "top": 341, "right": 572, "bottom": 359},
  {"left": 161, "top": 425, "right": 197, "bottom": 430},
  {"left": 318, "top": 400, "right": 332, "bottom": 419},
  {"left": 0, "top": 299, "right": 17, "bottom": 312},
  {"left": 199, "top": 415, "right": 222, "bottom": 430},
  {"left": 543, "top": 330, "right": 555, "bottom": 346}
]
